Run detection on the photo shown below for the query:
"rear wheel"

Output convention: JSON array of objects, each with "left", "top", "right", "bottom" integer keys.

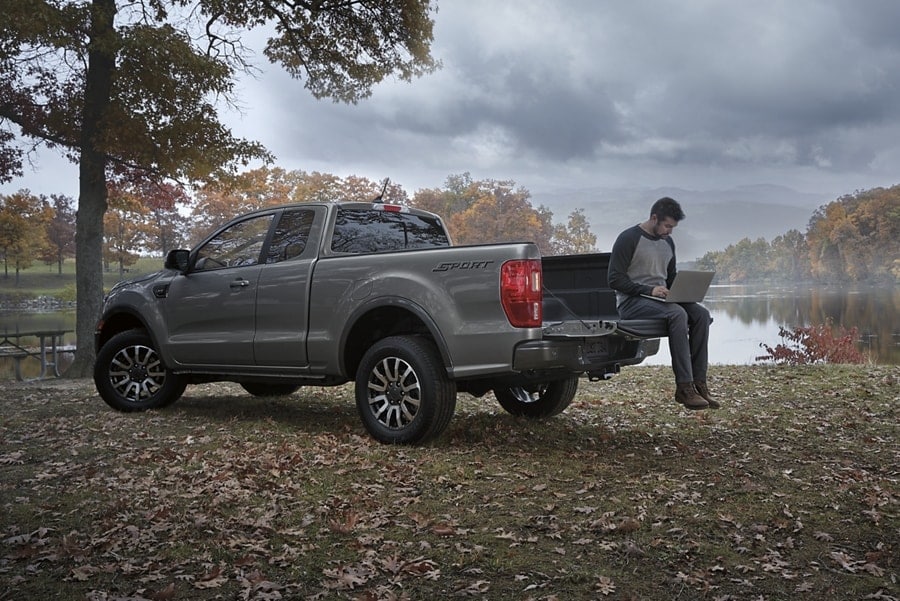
[
  {"left": 94, "top": 330, "right": 186, "bottom": 412},
  {"left": 494, "top": 377, "right": 579, "bottom": 418},
  {"left": 355, "top": 336, "right": 456, "bottom": 444},
  {"left": 240, "top": 383, "right": 301, "bottom": 397}
]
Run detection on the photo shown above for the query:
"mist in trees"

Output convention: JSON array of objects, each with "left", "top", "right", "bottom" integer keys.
[{"left": 696, "top": 185, "right": 899, "bottom": 284}]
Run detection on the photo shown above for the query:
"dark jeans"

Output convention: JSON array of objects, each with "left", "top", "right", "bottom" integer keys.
[{"left": 618, "top": 296, "right": 710, "bottom": 383}]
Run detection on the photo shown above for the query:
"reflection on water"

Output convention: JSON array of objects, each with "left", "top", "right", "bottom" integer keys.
[{"left": 645, "top": 285, "right": 899, "bottom": 366}]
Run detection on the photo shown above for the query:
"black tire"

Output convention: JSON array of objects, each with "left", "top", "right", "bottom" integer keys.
[
  {"left": 240, "top": 383, "right": 301, "bottom": 397},
  {"left": 93, "top": 330, "right": 186, "bottom": 412},
  {"left": 494, "top": 376, "right": 579, "bottom": 418},
  {"left": 355, "top": 336, "right": 456, "bottom": 445}
]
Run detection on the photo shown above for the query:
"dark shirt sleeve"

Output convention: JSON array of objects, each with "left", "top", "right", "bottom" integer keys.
[
  {"left": 665, "top": 237, "right": 677, "bottom": 288},
  {"left": 608, "top": 226, "right": 651, "bottom": 297}
]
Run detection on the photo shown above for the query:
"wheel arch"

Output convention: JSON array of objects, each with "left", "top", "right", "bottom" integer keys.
[
  {"left": 96, "top": 309, "right": 165, "bottom": 360},
  {"left": 340, "top": 298, "right": 452, "bottom": 380}
]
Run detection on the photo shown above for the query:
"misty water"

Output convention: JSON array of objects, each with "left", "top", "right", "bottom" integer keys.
[{"left": 1, "top": 285, "right": 898, "bottom": 378}]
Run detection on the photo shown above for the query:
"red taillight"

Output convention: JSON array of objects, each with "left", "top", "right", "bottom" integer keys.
[{"left": 500, "top": 259, "right": 542, "bottom": 328}]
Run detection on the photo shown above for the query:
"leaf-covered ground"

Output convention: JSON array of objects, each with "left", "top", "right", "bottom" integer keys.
[{"left": 1, "top": 365, "right": 897, "bottom": 600}]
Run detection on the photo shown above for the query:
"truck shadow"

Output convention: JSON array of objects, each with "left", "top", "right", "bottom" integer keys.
[{"left": 169, "top": 385, "right": 708, "bottom": 458}]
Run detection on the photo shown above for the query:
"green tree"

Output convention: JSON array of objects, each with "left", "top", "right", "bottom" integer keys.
[
  {"left": 410, "top": 172, "right": 477, "bottom": 218},
  {"left": 714, "top": 237, "right": 771, "bottom": 283},
  {"left": 695, "top": 249, "right": 721, "bottom": 274},
  {"left": 769, "top": 229, "right": 810, "bottom": 282},
  {"left": 0, "top": 0, "right": 438, "bottom": 375}
]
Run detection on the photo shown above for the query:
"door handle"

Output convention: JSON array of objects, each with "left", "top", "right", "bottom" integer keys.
[{"left": 230, "top": 279, "right": 250, "bottom": 289}]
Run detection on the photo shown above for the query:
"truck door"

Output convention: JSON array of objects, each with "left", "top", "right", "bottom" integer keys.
[
  {"left": 164, "top": 213, "right": 274, "bottom": 366},
  {"left": 252, "top": 207, "right": 322, "bottom": 366}
]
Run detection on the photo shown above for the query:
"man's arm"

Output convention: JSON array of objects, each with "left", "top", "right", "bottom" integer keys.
[
  {"left": 608, "top": 227, "right": 653, "bottom": 297},
  {"left": 665, "top": 237, "right": 677, "bottom": 288}
]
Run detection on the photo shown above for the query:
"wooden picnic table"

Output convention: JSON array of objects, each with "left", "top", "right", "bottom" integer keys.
[{"left": 0, "top": 329, "right": 75, "bottom": 381}]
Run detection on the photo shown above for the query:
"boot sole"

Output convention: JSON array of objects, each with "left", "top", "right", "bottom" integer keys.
[{"left": 676, "top": 399, "right": 708, "bottom": 410}]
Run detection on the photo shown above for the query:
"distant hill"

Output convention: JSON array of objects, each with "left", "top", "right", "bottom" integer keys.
[{"left": 532, "top": 184, "right": 831, "bottom": 261}]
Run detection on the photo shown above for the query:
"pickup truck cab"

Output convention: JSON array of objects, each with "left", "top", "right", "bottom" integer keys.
[{"left": 94, "top": 202, "right": 661, "bottom": 444}]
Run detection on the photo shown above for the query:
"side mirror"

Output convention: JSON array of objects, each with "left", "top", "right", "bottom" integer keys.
[{"left": 164, "top": 249, "right": 190, "bottom": 272}]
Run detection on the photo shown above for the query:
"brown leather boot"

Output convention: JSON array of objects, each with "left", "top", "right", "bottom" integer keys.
[
  {"left": 693, "top": 381, "right": 720, "bottom": 409},
  {"left": 675, "top": 382, "right": 708, "bottom": 410}
]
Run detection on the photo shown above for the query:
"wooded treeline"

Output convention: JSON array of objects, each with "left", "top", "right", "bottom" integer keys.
[
  {"left": 694, "top": 185, "right": 899, "bottom": 284},
  {"left": 0, "top": 169, "right": 596, "bottom": 280},
  {"left": 1, "top": 174, "right": 896, "bottom": 284}
]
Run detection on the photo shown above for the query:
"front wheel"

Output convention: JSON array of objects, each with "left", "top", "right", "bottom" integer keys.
[
  {"left": 94, "top": 330, "right": 186, "bottom": 412},
  {"left": 494, "top": 377, "right": 579, "bottom": 418},
  {"left": 355, "top": 336, "right": 456, "bottom": 445}
]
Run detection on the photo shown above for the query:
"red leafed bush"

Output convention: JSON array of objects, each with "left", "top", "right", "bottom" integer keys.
[{"left": 756, "top": 318, "right": 868, "bottom": 365}]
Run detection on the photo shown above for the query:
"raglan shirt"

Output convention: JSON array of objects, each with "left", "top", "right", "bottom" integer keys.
[{"left": 607, "top": 224, "right": 677, "bottom": 308}]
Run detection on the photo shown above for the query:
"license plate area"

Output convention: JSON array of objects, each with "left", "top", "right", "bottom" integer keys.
[{"left": 581, "top": 339, "right": 609, "bottom": 362}]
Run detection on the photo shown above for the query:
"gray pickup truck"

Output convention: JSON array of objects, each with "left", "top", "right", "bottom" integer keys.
[{"left": 94, "top": 202, "right": 662, "bottom": 444}]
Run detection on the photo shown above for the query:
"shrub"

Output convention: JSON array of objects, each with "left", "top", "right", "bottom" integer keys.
[
  {"left": 756, "top": 317, "right": 868, "bottom": 365},
  {"left": 56, "top": 283, "right": 77, "bottom": 303}
]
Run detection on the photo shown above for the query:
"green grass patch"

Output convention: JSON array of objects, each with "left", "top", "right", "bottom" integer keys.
[
  {"left": 0, "top": 256, "right": 163, "bottom": 299},
  {"left": 1, "top": 366, "right": 897, "bottom": 599}
]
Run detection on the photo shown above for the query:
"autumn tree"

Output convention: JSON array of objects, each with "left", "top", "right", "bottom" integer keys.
[
  {"left": 551, "top": 208, "right": 597, "bottom": 255},
  {"left": 412, "top": 174, "right": 557, "bottom": 253},
  {"left": 190, "top": 167, "right": 405, "bottom": 245},
  {"left": 807, "top": 186, "right": 900, "bottom": 283},
  {"left": 411, "top": 172, "right": 479, "bottom": 219},
  {"left": 42, "top": 194, "right": 77, "bottom": 274},
  {"left": 293, "top": 171, "right": 344, "bottom": 205},
  {"left": 190, "top": 167, "right": 297, "bottom": 242},
  {"left": 0, "top": 0, "right": 438, "bottom": 375},
  {"left": 104, "top": 184, "right": 152, "bottom": 276},
  {"left": 129, "top": 181, "right": 192, "bottom": 256},
  {"left": 0, "top": 190, "right": 50, "bottom": 283},
  {"left": 341, "top": 175, "right": 408, "bottom": 204}
]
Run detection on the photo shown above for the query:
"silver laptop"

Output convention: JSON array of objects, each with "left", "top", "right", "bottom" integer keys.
[{"left": 641, "top": 270, "right": 715, "bottom": 303}]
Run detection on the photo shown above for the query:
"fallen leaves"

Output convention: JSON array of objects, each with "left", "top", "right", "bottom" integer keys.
[{"left": 0, "top": 366, "right": 897, "bottom": 599}]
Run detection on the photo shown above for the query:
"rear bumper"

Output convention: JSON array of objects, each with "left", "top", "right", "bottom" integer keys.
[{"left": 512, "top": 336, "right": 660, "bottom": 375}]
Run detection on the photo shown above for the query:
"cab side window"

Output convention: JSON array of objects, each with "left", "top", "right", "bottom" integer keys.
[
  {"left": 266, "top": 209, "right": 316, "bottom": 263},
  {"left": 331, "top": 209, "right": 449, "bottom": 253},
  {"left": 194, "top": 214, "right": 274, "bottom": 271}
]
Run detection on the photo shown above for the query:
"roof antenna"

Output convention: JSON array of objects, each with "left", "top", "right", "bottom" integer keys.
[{"left": 374, "top": 178, "right": 390, "bottom": 202}]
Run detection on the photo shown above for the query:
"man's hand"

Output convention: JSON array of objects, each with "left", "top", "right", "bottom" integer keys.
[{"left": 651, "top": 285, "right": 669, "bottom": 298}]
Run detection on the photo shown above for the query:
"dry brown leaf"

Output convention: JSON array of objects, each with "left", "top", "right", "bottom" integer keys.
[{"left": 149, "top": 582, "right": 176, "bottom": 601}]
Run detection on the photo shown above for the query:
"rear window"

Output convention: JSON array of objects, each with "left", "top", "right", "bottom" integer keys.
[{"left": 331, "top": 208, "right": 450, "bottom": 253}]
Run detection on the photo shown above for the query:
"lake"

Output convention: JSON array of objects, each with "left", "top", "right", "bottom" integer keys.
[
  {"left": 1, "top": 285, "right": 898, "bottom": 379},
  {"left": 643, "top": 284, "right": 899, "bottom": 366}
]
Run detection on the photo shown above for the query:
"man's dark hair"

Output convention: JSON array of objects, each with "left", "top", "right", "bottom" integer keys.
[{"left": 650, "top": 197, "right": 685, "bottom": 222}]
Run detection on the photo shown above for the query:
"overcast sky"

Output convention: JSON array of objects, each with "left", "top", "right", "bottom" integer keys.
[{"left": 4, "top": 0, "right": 900, "bottom": 204}]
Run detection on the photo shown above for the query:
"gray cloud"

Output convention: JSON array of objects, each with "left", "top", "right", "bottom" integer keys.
[
  {"left": 5, "top": 0, "right": 900, "bottom": 199},
  {"left": 249, "top": 0, "right": 900, "bottom": 191}
]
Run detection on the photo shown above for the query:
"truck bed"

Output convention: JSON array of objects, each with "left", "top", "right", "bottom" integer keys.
[{"left": 541, "top": 253, "right": 669, "bottom": 339}]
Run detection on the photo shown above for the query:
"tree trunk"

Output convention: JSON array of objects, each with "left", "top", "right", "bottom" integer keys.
[{"left": 67, "top": 0, "right": 116, "bottom": 378}]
